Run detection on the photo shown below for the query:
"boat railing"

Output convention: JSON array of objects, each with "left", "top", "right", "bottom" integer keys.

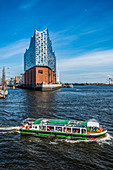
[{"left": 22, "top": 118, "right": 37, "bottom": 125}]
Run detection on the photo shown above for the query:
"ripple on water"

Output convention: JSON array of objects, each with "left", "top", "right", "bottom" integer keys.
[{"left": 0, "top": 86, "right": 113, "bottom": 169}]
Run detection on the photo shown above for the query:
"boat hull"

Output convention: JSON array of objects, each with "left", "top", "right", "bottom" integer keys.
[{"left": 20, "top": 129, "right": 107, "bottom": 140}]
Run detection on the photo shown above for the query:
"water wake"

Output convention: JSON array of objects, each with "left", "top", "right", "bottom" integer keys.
[
  {"left": 97, "top": 133, "right": 113, "bottom": 146},
  {"left": 0, "top": 126, "right": 21, "bottom": 133},
  {"left": 54, "top": 133, "right": 113, "bottom": 145}
]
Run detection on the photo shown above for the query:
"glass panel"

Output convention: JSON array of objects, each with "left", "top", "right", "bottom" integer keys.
[{"left": 72, "top": 128, "right": 80, "bottom": 133}]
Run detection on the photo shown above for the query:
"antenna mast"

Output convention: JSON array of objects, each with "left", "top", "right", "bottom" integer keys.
[{"left": 2, "top": 66, "right": 5, "bottom": 90}]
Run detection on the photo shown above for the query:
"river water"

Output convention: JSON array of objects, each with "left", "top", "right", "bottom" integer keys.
[{"left": 0, "top": 86, "right": 113, "bottom": 169}]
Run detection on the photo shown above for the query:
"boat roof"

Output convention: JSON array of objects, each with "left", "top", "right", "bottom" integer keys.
[
  {"left": 33, "top": 118, "right": 43, "bottom": 125},
  {"left": 33, "top": 118, "right": 88, "bottom": 127},
  {"left": 49, "top": 119, "right": 70, "bottom": 125}
]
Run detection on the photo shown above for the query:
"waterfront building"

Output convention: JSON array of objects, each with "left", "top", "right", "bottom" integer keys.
[
  {"left": 24, "top": 28, "right": 56, "bottom": 87},
  {"left": 6, "top": 78, "right": 15, "bottom": 86},
  {"left": 15, "top": 76, "right": 22, "bottom": 85}
]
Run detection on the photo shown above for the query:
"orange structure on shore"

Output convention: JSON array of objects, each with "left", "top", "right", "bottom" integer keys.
[{"left": 24, "top": 66, "right": 56, "bottom": 86}]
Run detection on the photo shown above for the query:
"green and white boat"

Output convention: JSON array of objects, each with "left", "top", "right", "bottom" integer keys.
[{"left": 20, "top": 118, "right": 107, "bottom": 140}]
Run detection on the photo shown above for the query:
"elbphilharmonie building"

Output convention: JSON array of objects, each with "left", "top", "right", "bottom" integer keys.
[{"left": 24, "top": 28, "right": 56, "bottom": 86}]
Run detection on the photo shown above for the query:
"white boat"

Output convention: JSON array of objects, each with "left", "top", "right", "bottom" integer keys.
[
  {"left": 0, "top": 90, "right": 5, "bottom": 98},
  {"left": 5, "top": 89, "right": 8, "bottom": 96},
  {"left": 0, "top": 88, "right": 8, "bottom": 98}
]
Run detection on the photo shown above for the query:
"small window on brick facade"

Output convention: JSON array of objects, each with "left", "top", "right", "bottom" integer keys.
[{"left": 38, "top": 70, "right": 43, "bottom": 74}]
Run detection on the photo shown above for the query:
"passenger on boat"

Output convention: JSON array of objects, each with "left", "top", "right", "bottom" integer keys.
[
  {"left": 56, "top": 127, "right": 62, "bottom": 132},
  {"left": 67, "top": 128, "right": 71, "bottom": 132},
  {"left": 75, "top": 130, "right": 79, "bottom": 133},
  {"left": 96, "top": 128, "right": 103, "bottom": 133},
  {"left": 47, "top": 126, "right": 51, "bottom": 131},
  {"left": 64, "top": 128, "right": 67, "bottom": 132}
]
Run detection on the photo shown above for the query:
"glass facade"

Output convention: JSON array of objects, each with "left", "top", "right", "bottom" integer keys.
[{"left": 24, "top": 28, "right": 56, "bottom": 72}]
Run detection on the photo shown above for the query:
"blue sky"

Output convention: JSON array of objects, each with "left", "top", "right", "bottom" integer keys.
[{"left": 0, "top": 0, "right": 113, "bottom": 83}]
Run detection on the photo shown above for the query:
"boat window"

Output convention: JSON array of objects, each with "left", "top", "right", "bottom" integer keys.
[
  {"left": 81, "top": 129, "right": 86, "bottom": 134},
  {"left": 72, "top": 128, "right": 80, "bottom": 133},
  {"left": 39, "top": 126, "right": 46, "bottom": 130},
  {"left": 63, "top": 127, "right": 67, "bottom": 132},
  {"left": 72, "top": 128, "right": 76, "bottom": 133},
  {"left": 47, "top": 126, "right": 54, "bottom": 131},
  {"left": 43, "top": 126, "right": 46, "bottom": 131},
  {"left": 55, "top": 127, "right": 62, "bottom": 132},
  {"left": 50, "top": 126, "right": 54, "bottom": 131},
  {"left": 35, "top": 126, "right": 37, "bottom": 129},
  {"left": 67, "top": 128, "right": 71, "bottom": 133},
  {"left": 90, "top": 127, "right": 96, "bottom": 132}
]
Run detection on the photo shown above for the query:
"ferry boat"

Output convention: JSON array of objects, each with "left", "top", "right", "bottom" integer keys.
[{"left": 20, "top": 118, "right": 107, "bottom": 140}]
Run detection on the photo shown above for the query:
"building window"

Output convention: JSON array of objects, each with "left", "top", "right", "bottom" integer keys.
[{"left": 38, "top": 70, "right": 43, "bottom": 74}]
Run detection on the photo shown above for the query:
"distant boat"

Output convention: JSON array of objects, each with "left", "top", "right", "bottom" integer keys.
[
  {"left": 5, "top": 89, "right": 8, "bottom": 96},
  {"left": 62, "top": 84, "right": 66, "bottom": 88},
  {"left": 0, "top": 88, "right": 8, "bottom": 99},
  {"left": 67, "top": 84, "right": 73, "bottom": 88},
  {"left": 0, "top": 67, "right": 8, "bottom": 99},
  {"left": 0, "top": 90, "right": 5, "bottom": 99}
]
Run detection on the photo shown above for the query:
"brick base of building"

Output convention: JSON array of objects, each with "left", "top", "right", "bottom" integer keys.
[{"left": 24, "top": 66, "right": 56, "bottom": 86}]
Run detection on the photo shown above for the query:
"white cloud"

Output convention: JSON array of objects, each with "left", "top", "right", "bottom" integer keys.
[
  {"left": 58, "top": 49, "right": 113, "bottom": 83},
  {"left": 50, "top": 29, "right": 78, "bottom": 48},
  {"left": 60, "top": 72, "right": 113, "bottom": 83},
  {"left": 0, "top": 39, "right": 30, "bottom": 77},
  {"left": 0, "top": 39, "right": 30, "bottom": 59},
  {"left": 59, "top": 49, "right": 113, "bottom": 72}
]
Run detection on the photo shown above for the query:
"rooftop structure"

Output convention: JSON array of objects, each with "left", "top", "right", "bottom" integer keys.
[{"left": 24, "top": 28, "right": 56, "bottom": 72}]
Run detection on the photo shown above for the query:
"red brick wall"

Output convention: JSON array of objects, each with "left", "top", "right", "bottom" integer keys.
[{"left": 24, "top": 67, "right": 56, "bottom": 85}]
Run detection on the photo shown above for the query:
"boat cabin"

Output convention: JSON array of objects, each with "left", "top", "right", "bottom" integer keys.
[
  {"left": 21, "top": 118, "right": 107, "bottom": 139},
  {"left": 23, "top": 118, "right": 101, "bottom": 134}
]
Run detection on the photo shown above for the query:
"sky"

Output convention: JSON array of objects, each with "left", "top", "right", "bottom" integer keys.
[{"left": 0, "top": 0, "right": 113, "bottom": 83}]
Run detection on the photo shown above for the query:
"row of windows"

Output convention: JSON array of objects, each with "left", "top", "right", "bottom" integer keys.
[
  {"left": 36, "top": 41, "right": 46, "bottom": 44},
  {"left": 36, "top": 55, "right": 47, "bottom": 58},
  {"left": 36, "top": 46, "right": 47, "bottom": 49},
  {"left": 36, "top": 54, "right": 47, "bottom": 58},
  {"left": 35, "top": 37, "right": 46, "bottom": 40},
  {"left": 36, "top": 49, "right": 47, "bottom": 52},
  {"left": 33, "top": 126, "right": 87, "bottom": 134}
]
